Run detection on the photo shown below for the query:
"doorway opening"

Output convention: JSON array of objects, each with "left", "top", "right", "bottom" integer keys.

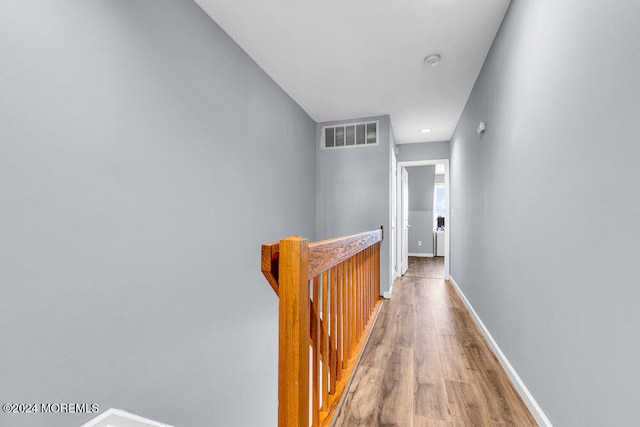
[{"left": 394, "top": 159, "right": 450, "bottom": 288}]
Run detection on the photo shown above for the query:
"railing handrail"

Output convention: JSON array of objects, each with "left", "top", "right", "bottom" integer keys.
[
  {"left": 308, "top": 228, "right": 382, "bottom": 280},
  {"left": 261, "top": 227, "right": 383, "bottom": 295}
]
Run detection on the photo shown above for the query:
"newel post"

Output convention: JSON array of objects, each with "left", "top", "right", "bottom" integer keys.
[{"left": 278, "top": 236, "right": 310, "bottom": 427}]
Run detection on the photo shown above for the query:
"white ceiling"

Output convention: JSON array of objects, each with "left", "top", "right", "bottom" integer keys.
[{"left": 194, "top": 0, "right": 511, "bottom": 144}]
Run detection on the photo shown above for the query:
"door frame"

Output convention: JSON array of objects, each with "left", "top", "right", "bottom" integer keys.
[
  {"left": 400, "top": 166, "right": 409, "bottom": 275},
  {"left": 395, "top": 159, "right": 450, "bottom": 280}
]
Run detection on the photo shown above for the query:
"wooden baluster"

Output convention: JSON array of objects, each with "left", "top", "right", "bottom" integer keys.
[
  {"left": 354, "top": 252, "right": 359, "bottom": 345},
  {"left": 369, "top": 246, "right": 373, "bottom": 315},
  {"left": 336, "top": 262, "right": 344, "bottom": 379},
  {"left": 363, "top": 247, "right": 371, "bottom": 327},
  {"left": 368, "top": 249, "right": 371, "bottom": 313},
  {"left": 370, "top": 246, "right": 374, "bottom": 314},
  {"left": 329, "top": 267, "right": 337, "bottom": 395},
  {"left": 312, "top": 276, "right": 320, "bottom": 427},
  {"left": 364, "top": 250, "right": 368, "bottom": 331},
  {"left": 362, "top": 249, "right": 367, "bottom": 323},
  {"left": 368, "top": 247, "right": 372, "bottom": 317},
  {"left": 370, "top": 245, "right": 374, "bottom": 309},
  {"left": 362, "top": 249, "right": 366, "bottom": 324},
  {"left": 371, "top": 245, "right": 378, "bottom": 314},
  {"left": 369, "top": 247, "right": 373, "bottom": 314},
  {"left": 347, "top": 257, "right": 353, "bottom": 363},
  {"left": 342, "top": 260, "right": 349, "bottom": 369},
  {"left": 366, "top": 248, "right": 370, "bottom": 322},
  {"left": 366, "top": 247, "right": 370, "bottom": 318},
  {"left": 358, "top": 251, "right": 361, "bottom": 339},
  {"left": 278, "top": 236, "right": 309, "bottom": 427},
  {"left": 373, "top": 246, "right": 377, "bottom": 307},
  {"left": 376, "top": 243, "right": 380, "bottom": 300},
  {"left": 370, "top": 247, "right": 374, "bottom": 313},
  {"left": 363, "top": 250, "right": 367, "bottom": 334},
  {"left": 350, "top": 255, "right": 356, "bottom": 356},
  {"left": 359, "top": 251, "right": 364, "bottom": 338},
  {"left": 374, "top": 245, "right": 378, "bottom": 302},
  {"left": 354, "top": 253, "right": 358, "bottom": 346},
  {"left": 360, "top": 251, "right": 365, "bottom": 337},
  {"left": 356, "top": 251, "right": 360, "bottom": 342},
  {"left": 372, "top": 246, "right": 375, "bottom": 310},
  {"left": 346, "top": 257, "right": 352, "bottom": 363},
  {"left": 356, "top": 253, "right": 359, "bottom": 341},
  {"left": 321, "top": 271, "right": 329, "bottom": 411}
]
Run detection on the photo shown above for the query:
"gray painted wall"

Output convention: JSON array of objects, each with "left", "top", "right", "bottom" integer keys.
[
  {"left": 396, "top": 141, "right": 450, "bottom": 162},
  {"left": 408, "top": 211, "right": 433, "bottom": 254},
  {"left": 0, "top": 1, "right": 316, "bottom": 426},
  {"left": 407, "top": 166, "right": 436, "bottom": 212},
  {"left": 316, "top": 116, "right": 391, "bottom": 293},
  {"left": 406, "top": 166, "right": 435, "bottom": 254},
  {"left": 449, "top": 0, "right": 640, "bottom": 425}
]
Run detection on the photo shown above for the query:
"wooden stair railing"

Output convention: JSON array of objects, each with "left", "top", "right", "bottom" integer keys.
[{"left": 261, "top": 227, "right": 384, "bottom": 427}]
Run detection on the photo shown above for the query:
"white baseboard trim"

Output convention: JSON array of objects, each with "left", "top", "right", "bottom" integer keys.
[
  {"left": 448, "top": 276, "right": 552, "bottom": 427},
  {"left": 408, "top": 252, "right": 434, "bottom": 257},
  {"left": 384, "top": 275, "right": 399, "bottom": 299}
]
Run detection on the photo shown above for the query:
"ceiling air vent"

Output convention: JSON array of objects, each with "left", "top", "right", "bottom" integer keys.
[{"left": 322, "top": 121, "right": 378, "bottom": 150}]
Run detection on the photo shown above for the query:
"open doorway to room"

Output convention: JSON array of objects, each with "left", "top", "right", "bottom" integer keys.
[{"left": 395, "top": 159, "right": 450, "bottom": 282}]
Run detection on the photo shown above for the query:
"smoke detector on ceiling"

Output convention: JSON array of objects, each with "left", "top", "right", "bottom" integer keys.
[{"left": 424, "top": 54, "right": 441, "bottom": 67}]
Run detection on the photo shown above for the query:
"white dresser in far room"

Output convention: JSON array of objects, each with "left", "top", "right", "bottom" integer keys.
[{"left": 434, "top": 230, "right": 445, "bottom": 256}]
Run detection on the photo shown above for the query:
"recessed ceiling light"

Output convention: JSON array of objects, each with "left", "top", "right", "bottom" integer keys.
[
  {"left": 420, "top": 128, "right": 432, "bottom": 134},
  {"left": 424, "top": 54, "right": 441, "bottom": 67}
]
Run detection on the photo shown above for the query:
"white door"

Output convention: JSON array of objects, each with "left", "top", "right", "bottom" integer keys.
[
  {"left": 391, "top": 149, "right": 397, "bottom": 278},
  {"left": 401, "top": 167, "right": 409, "bottom": 275}
]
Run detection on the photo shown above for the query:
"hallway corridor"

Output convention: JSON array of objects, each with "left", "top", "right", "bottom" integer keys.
[{"left": 333, "top": 257, "right": 537, "bottom": 426}]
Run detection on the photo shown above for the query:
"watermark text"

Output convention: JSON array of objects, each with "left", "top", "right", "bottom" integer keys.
[{"left": 2, "top": 403, "right": 99, "bottom": 414}]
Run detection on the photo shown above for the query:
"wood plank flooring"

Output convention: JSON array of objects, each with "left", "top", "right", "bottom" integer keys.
[{"left": 333, "top": 257, "right": 537, "bottom": 427}]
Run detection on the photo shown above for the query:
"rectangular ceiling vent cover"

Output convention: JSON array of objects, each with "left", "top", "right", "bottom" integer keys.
[{"left": 322, "top": 120, "right": 378, "bottom": 149}]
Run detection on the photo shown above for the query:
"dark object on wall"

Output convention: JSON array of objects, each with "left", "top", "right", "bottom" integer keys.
[{"left": 437, "top": 216, "right": 445, "bottom": 229}]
